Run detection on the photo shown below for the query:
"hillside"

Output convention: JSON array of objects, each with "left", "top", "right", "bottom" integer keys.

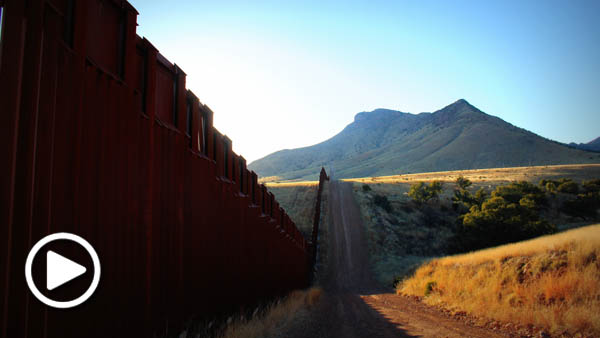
[
  {"left": 348, "top": 164, "right": 600, "bottom": 285},
  {"left": 398, "top": 224, "right": 600, "bottom": 337},
  {"left": 265, "top": 181, "right": 319, "bottom": 238},
  {"left": 249, "top": 99, "right": 600, "bottom": 180},
  {"left": 570, "top": 136, "right": 600, "bottom": 152}
]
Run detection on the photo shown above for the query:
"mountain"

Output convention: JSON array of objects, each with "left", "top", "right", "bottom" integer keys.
[
  {"left": 569, "top": 137, "right": 600, "bottom": 152},
  {"left": 249, "top": 99, "right": 600, "bottom": 180}
]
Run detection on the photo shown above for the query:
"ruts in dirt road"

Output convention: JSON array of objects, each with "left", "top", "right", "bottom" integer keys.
[{"left": 281, "top": 180, "right": 507, "bottom": 338}]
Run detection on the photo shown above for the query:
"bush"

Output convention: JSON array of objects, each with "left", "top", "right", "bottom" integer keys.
[
  {"left": 452, "top": 186, "right": 487, "bottom": 213},
  {"left": 544, "top": 181, "right": 558, "bottom": 194},
  {"left": 408, "top": 181, "right": 443, "bottom": 205},
  {"left": 409, "top": 182, "right": 428, "bottom": 205},
  {"left": 453, "top": 188, "right": 474, "bottom": 205},
  {"left": 452, "top": 176, "right": 484, "bottom": 213},
  {"left": 362, "top": 184, "right": 372, "bottom": 192},
  {"left": 562, "top": 192, "right": 600, "bottom": 219},
  {"left": 493, "top": 181, "right": 546, "bottom": 206},
  {"left": 539, "top": 178, "right": 572, "bottom": 187},
  {"left": 582, "top": 179, "right": 600, "bottom": 193},
  {"left": 456, "top": 176, "right": 472, "bottom": 190},
  {"left": 451, "top": 181, "right": 555, "bottom": 253},
  {"left": 373, "top": 194, "right": 392, "bottom": 213},
  {"left": 540, "top": 178, "right": 580, "bottom": 195},
  {"left": 557, "top": 181, "right": 579, "bottom": 194},
  {"left": 473, "top": 188, "right": 488, "bottom": 206}
]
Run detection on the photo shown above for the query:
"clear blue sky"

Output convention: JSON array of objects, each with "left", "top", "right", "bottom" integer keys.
[{"left": 130, "top": 0, "right": 600, "bottom": 163}]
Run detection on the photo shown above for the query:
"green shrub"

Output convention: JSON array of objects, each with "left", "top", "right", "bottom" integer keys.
[
  {"left": 582, "top": 179, "right": 600, "bottom": 194},
  {"left": 540, "top": 178, "right": 581, "bottom": 195},
  {"left": 456, "top": 176, "right": 472, "bottom": 190},
  {"left": 409, "top": 182, "right": 428, "bottom": 205},
  {"left": 373, "top": 194, "right": 392, "bottom": 213},
  {"left": 540, "top": 178, "right": 572, "bottom": 187},
  {"left": 451, "top": 181, "right": 555, "bottom": 253},
  {"left": 362, "top": 184, "right": 372, "bottom": 192},
  {"left": 545, "top": 181, "right": 558, "bottom": 194},
  {"left": 562, "top": 192, "right": 600, "bottom": 219},
  {"left": 452, "top": 187, "right": 487, "bottom": 212},
  {"left": 493, "top": 181, "right": 546, "bottom": 206},
  {"left": 557, "top": 181, "right": 579, "bottom": 194},
  {"left": 452, "top": 188, "right": 474, "bottom": 207},
  {"left": 408, "top": 181, "right": 443, "bottom": 205},
  {"left": 473, "top": 188, "right": 488, "bottom": 206}
]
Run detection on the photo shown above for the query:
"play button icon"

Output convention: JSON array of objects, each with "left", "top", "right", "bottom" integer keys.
[
  {"left": 46, "top": 250, "right": 87, "bottom": 291},
  {"left": 25, "top": 233, "right": 101, "bottom": 309}
]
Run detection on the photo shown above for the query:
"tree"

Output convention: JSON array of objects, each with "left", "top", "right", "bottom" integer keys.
[
  {"left": 544, "top": 181, "right": 558, "bottom": 195},
  {"left": 456, "top": 176, "right": 472, "bottom": 190},
  {"left": 452, "top": 176, "right": 486, "bottom": 213},
  {"left": 452, "top": 181, "right": 555, "bottom": 252},
  {"left": 493, "top": 181, "right": 547, "bottom": 207},
  {"left": 540, "top": 178, "right": 580, "bottom": 195},
  {"left": 562, "top": 190, "right": 600, "bottom": 220},
  {"left": 473, "top": 188, "right": 488, "bottom": 206},
  {"left": 429, "top": 181, "right": 443, "bottom": 198},
  {"left": 557, "top": 181, "right": 579, "bottom": 194},
  {"left": 373, "top": 194, "right": 392, "bottom": 213},
  {"left": 582, "top": 179, "right": 600, "bottom": 193},
  {"left": 408, "top": 181, "right": 444, "bottom": 205},
  {"left": 408, "top": 182, "right": 428, "bottom": 205}
]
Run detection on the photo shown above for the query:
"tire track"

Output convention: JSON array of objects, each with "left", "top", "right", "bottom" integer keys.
[{"left": 283, "top": 180, "right": 506, "bottom": 338}]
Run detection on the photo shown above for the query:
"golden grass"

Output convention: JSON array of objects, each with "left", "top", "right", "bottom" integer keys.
[
  {"left": 265, "top": 181, "right": 319, "bottom": 187},
  {"left": 344, "top": 164, "right": 600, "bottom": 185},
  {"left": 267, "top": 182, "right": 319, "bottom": 236},
  {"left": 398, "top": 224, "right": 600, "bottom": 336},
  {"left": 258, "top": 176, "right": 284, "bottom": 184},
  {"left": 221, "top": 287, "right": 322, "bottom": 338}
]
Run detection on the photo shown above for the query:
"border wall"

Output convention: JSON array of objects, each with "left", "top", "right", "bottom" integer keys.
[
  {"left": 309, "top": 168, "right": 330, "bottom": 279},
  {"left": 0, "top": 0, "right": 308, "bottom": 336}
]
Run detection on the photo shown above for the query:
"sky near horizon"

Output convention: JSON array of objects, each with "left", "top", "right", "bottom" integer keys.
[{"left": 129, "top": 0, "right": 600, "bottom": 163}]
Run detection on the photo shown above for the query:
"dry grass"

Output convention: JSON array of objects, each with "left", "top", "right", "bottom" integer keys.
[
  {"left": 398, "top": 224, "right": 600, "bottom": 336},
  {"left": 352, "top": 181, "right": 454, "bottom": 286},
  {"left": 221, "top": 288, "right": 322, "bottom": 338},
  {"left": 266, "top": 182, "right": 319, "bottom": 236},
  {"left": 344, "top": 164, "right": 600, "bottom": 185},
  {"left": 348, "top": 164, "right": 600, "bottom": 286},
  {"left": 266, "top": 181, "right": 319, "bottom": 187},
  {"left": 258, "top": 176, "right": 284, "bottom": 184}
]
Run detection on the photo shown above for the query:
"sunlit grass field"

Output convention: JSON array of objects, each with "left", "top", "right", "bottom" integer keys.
[
  {"left": 398, "top": 224, "right": 600, "bottom": 336},
  {"left": 344, "top": 164, "right": 600, "bottom": 185},
  {"left": 266, "top": 181, "right": 319, "bottom": 237}
]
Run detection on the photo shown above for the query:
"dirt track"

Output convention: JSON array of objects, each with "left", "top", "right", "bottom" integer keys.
[{"left": 286, "top": 181, "right": 507, "bottom": 338}]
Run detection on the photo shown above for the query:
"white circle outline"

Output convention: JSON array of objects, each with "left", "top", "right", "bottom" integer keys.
[{"left": 25, "top": 232, "right": 101, "bottom": 309}]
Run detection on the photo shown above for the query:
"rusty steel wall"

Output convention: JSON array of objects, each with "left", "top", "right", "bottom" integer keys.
[
  {"left": 309, "top": 168, "right": 330, "bottom": 279},
  {"left": 0, "top": 0, "right": 309, "bottom": 337}
]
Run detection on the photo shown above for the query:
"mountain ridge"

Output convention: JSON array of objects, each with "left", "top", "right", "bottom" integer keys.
[
  {"left": 249, "top": 99, "right": 600, "bottom": 180},
  {"left": 569, "top": 136, "right": 600, "bottom": 152}
]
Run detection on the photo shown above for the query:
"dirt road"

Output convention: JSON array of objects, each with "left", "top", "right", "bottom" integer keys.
[{"left": 285, "top": 180, "right": 507, "bottom": 338}]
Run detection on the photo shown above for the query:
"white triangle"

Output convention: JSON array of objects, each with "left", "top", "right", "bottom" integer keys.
[{"left": 46, "top": 250, "right": 87, "bottom": 291}]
